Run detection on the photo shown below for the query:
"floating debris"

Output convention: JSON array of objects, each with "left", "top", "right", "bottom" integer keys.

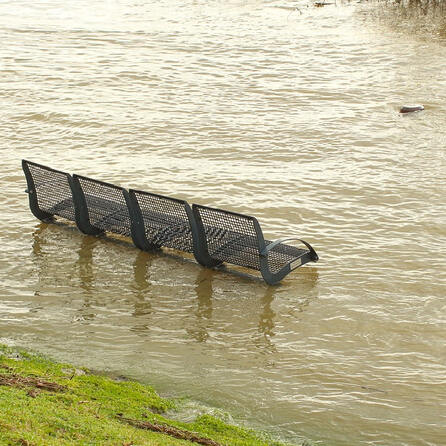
[
  {"left": 117, "top": 414, "right": 222, "bottom": 446},
  {"left": 400, "top": 105, "right": 424, "bottom": 113},
  {"left": 0, "top": 373, "right": 67, "bottom": 393}
]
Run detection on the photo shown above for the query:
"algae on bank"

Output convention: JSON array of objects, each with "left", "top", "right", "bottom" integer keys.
[{"left": 0, "top": 344, "right": 308, "bottom": 446}]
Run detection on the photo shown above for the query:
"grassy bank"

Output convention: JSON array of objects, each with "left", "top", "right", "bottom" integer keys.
[{"left": 0, "top": 345, "right": 306, "bottom": 446}]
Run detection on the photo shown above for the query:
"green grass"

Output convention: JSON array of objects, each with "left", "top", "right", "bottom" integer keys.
[{"left": 0, "top": 345, "right": 304, "bottom": 446}]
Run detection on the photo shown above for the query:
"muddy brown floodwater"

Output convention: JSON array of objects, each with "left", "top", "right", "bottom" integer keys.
[{"left": 1, "top": 1, "right": 445, "bottom": 445}]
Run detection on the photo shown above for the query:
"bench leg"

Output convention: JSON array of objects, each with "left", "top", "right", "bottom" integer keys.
[
  {"left": 189, "top": 206, "right": 223, "bottom": 268},
  {"left": 124, "top": 191, "right": 156, "bottom": 251},
  {"left": 69, "top": 176, "right": 104, "bottom": 236}
]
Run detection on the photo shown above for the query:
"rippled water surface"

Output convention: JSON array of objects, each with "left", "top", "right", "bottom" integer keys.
[{"left": 1, "top": 1, "right": 445, "bottom": 445}]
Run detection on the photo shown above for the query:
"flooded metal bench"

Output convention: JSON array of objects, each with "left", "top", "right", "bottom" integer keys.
[{"left": 22, "top": 160, "right": 318, "bottom": 284}]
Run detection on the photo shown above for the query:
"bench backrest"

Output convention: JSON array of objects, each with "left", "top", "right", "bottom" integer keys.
[
  {"left": 73, "top": 174, "right": 132, "bottom": 237},
  {"left": 22, "top": 160, "right": 75, "bottom": 222},
  {"left": 129, "top": 190, "right": 195, "bottom": 252},
  {"left": 192, "top": 204, "right": 266, "bottom": 271}
]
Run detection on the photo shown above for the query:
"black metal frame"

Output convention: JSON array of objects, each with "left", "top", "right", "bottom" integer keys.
[
  {"left": 69, "top": 174, "right": 105, "bottom": 236},
  {"left": 22, "top": 160, "right": 318, "bottom": 285}
]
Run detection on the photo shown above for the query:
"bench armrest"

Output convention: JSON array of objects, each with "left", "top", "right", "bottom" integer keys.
[{"left": 260, "top": 237, "right": 319, "bottom": 262}]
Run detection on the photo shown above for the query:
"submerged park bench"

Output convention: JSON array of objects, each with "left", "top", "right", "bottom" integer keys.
[{"left": 22, "top": 160, "right": 318, "bottom": 285}]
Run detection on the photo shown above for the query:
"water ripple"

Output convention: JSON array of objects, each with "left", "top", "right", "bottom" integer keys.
[{"left": 1, "top": 1, "right": 445, "bottom": 445}]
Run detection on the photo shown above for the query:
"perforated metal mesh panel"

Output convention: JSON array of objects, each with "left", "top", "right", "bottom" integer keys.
[
  {"left": 196, "top": 206, "right": 262, "bottom": 270},
  {"left": 26, "top": 162, "right": 75, "bottom": 221},
  {"left": 196, "top": 205, "right": 310, "bottom": 274},
  {"left": 132, "top": 190, "right": 194, "bottom": 252},
  {"left": 266, "top": 243, "right": 307, "bottom": 274},
  {"left": 76, "top": 176, "right": 131, "bottom": 236}
]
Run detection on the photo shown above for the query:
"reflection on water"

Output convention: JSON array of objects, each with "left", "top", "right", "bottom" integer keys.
[
  {"left": 189, "top": 269, "right": 214, "bottom": 343},
  {"left": 1, "top": 0, "right": 446, "bottom": 445},
  {"left": 131, "top": 251, "right": 154, "bottom": 328},
  {"left": 76, "top": 236, "right": 97, "bottom": 295},
  {"left": 29, "top": 223, "right": 313, "bottom": 354},
  {"left": 364, "top": 0, "right": 446, "bottom": 40}
]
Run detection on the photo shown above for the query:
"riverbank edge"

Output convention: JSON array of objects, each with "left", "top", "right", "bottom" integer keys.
[{"left": 0, "top": 344, "right": 311, "bottom": 446}]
